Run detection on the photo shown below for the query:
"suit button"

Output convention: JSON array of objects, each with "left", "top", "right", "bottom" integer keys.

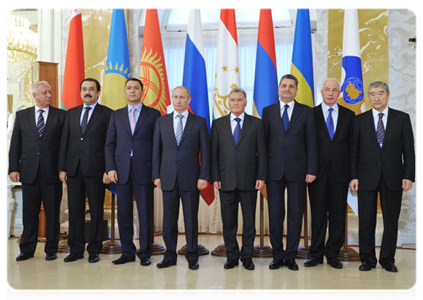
[{"left": 81, "top": 138, "right": 84, "bottom": 141}]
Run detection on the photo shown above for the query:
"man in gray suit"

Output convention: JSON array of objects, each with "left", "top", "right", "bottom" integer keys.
[
  {"left": 211, "top": 88, "right": 267, "bottom": 271},
  {"left": 152, "top": 86, "right": 210, "bottom": 270}
]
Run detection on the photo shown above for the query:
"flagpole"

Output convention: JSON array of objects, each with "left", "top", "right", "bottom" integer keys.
[
  {"left": 339, "top": 206, "right": 360, "bottom": 261},
  {"left": 102, "top": 192, "right": 122, "bottom": 254},
  {"left": 253, "top": 191, "right": 272, "bottom": 257}
]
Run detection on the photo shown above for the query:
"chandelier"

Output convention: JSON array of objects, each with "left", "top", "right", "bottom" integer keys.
[{"left": 7, "top": 13, "right": 38, "bottom": 63}]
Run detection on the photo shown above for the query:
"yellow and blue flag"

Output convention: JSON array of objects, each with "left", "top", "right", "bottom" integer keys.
[
  {"left": 290, "top": 9, "right": 314, "bottom": 108},
  {"left": 101, "top": 9, "right": 132, "bottom": 110}
]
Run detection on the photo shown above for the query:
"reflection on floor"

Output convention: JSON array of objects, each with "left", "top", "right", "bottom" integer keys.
[{"left": 7, "top": 234, "right": 416, "bottom": 292}]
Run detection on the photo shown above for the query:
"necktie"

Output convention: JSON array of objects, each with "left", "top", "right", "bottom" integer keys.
[
  {"left": 81, "top": 107, "right": 91, "bottom": 135},
  {"left": 175, "top": 114, "right": 184, "bottom": 146},
  {"left": 130, "top": 107, "right": 137, "bottom": 135},
  {"left": 326, "top": 107, "right": 334, "bottom": 140},
  {"left": 37, "top": 109, "right": 45, "bottom": 137},
  {"left": 233, "top": 117, "right": 241, "bottom": 145},
  {"left": 377, "top": 113, "right": 385, "bottom": 145},
  {"left": 282, "top": 104, "right": 289, "bottom": 132}
]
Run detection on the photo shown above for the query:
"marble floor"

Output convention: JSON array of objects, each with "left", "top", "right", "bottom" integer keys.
[{"left": 6, "top": 234, "right": 418, "bottom": 299}]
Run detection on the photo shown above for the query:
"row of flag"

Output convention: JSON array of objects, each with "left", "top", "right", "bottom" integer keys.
[{"left": 61, "top": 9, "right": 364, "bottom": 211}]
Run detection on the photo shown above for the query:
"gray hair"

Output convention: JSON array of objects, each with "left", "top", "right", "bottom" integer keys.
[
  {"left": 321, "top": 78, "right": 341, "bottom": 90},
  {"left": 31, "top": 81, "right": 51, "bottom": 95},
  {"left": 229, "top": 88, "right": 247, "bottom": 99},
  {"left": 368, "top": 81, "right": 390, "bottom": 94}
]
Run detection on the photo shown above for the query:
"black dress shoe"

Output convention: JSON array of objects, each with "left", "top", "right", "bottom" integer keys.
[
  {"left": 223, "top": 260, "right": 239, "bottom": 269},
  {"left": 16, "top": 253, "right": 34, "bottom": 262},
  {"left": 359, "top": 261, "right": 376, "bottom": 271},
  {"left": 188, "top": 261, "right": 199, "bottom": 270},
  {"left": 112, "top": 255, "right": 135, "bottom": 265},
  {"left": 64, "top": 253, "right": 84, "bottom": 263},
  {"left": 45, "top": 253, "right": 57, "bottom": 261},
  {"left": 285, "top": 259, "right": 299, "bottom": 271},
  {"left": 327, "top": 257, "right": 343, "bottom": 269},
  {"left": 304, "top": 257, "right": 323, "bottom": 267},
  {"left": 156, "top": 259, "right": 177, "bottom": 269},
  {"left": 140, "top": 257, "right": 151, "bottom": 266},
  {"left": 242, "top": 258, "right": 255, "bottom": 270},
  {"left": 381, "top": 262, "right": 398, "bottom": 272},
  {"left": 88, "top": 254, "right": 100, "bottom": 263},
  {"left": 269, "top": 259, "right": 284, "bottom": 270}
]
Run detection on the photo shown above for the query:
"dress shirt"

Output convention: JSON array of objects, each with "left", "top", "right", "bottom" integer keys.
[
  {"left": 321, "top": 102, "right": 339, "bottom": 132},
  {"left": 173, "top": 110, "right": 189, "bottom": 136},
  {"left": 79, "top": 102, "right": 98, "bottom": 126},
  {"left": 280, "top": 101, "right": 295, "bottom": 120},
  {"left": 230, "top": 112, "right": 245, "bottom": 134},
  {"left": 34, "top": 105, "right": 49, "bottom": 125},
  {"left": 127, "top": 102, "right": 143, "bottom": 123},
  {"left": 372, "top": 107, "right": 389, "bottom": 131}
]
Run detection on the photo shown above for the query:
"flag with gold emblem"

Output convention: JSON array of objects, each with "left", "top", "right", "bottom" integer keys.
[
  {"left": 213, "top": 9, "right": 240, "bottom": 119},
  {"left": 102, "top": 9, "right": 132, "bottom": 110},
  {"left": 140, "top": 9, "right": 171, "bottom": 115}
]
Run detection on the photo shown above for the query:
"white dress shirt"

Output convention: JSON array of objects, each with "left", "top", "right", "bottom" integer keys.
[
  {"left": 34, "top": 105, "right": 49, "bottom": 125},
  {"left": 230, "top": 112, "right": 245, "bottom": 134},
  {"left": 173, "top": 110, "right": 189, "bottom": 136},
  {"left": 372, "top": 107, "right": 389, "bottom": 131},
  {"left": 280, "top": 101, "right": 295, "bottom": 120},
  {"left": 79, "top": 102, "right": 98, "bottom": 126},
  {"left": 321, "top": 102, "right": 339, "bottom": 132}
]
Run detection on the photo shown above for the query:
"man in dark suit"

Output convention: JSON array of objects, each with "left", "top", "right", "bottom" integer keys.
[
  {"left": 152, "top": 86, "right": 210, "bottom": 271},
  {"left": 305, "top": 78, "right": 355, "bottom": 269},
  {"left": 262, "top": 74, "right": 317, "bottom": 271},
  {"left": 105, "top": 78, "right": 161, "bottom": 266},
  {"left": 9, "top": 81, "right": 66, "bottom": 261},
  {"left": 211, "top": 88, "right": 267, "bottom": 271},
  {"left": 350, "top": 81, "right": 415, "bottom": 273},
  {"left": 58, "top": 78, "right": 112, "bottom": 263}
]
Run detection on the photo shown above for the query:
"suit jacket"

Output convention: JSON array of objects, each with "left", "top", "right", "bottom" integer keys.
[
  {"left": 152, "top": 112, "right": 210, "bottom": 192},
  {"left": 58, "top": 103, "right": 112, "bottom": 178},
  {"left": 105, "top": 104, "right": 161, "bottom": 185},
  {"left": 9, "top": 106, "right": 67, "bottom": 184},
  {"left": 262, "top": 101, "right": 317, "bottom": 182},
  {"left": 211, "top": 113, "right": 267, "bottom": 192},
  {"left": 351, "top": 108, "right": 415, "bottom": 191},
  {"left": 313, "top": 104, "right": 355, "bottom": 183}
]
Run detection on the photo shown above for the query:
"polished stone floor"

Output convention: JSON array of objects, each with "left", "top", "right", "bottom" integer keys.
[{"left": 6, "top": 234, "right": 418, "bottom": 299}]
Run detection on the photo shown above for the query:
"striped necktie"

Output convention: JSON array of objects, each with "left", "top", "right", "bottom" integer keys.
[
  {"left": 377, "top": 113, "right": 385, "bottom": 145},
  {"left": 175, "top": 114, "right": 184, "bottom": 146},
  {"left": 37, "top": 109, "right": 45, "bottom": 137}
]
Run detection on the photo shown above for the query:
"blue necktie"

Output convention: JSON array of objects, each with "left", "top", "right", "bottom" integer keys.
[
  {"left": 175, "top": 114, "right": 184, "bottom": 146},
  {"left": 81, "top": 107, "right": 91, "bottom": 135},
  {"left": 326, "top": 107, "right": 334, "bottom": 140},
  {"left": 282, "top": 104, "right": 289, "bottom": 132},
  {"left": 233, "top": 118, "right": 241, "bottom": 145},
  {"left": 37, "top": 109, "right": 45, "bottom": 137}
]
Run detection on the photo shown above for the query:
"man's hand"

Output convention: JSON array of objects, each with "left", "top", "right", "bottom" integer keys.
[
  {"left": 305, "top": 174, "right": 316, "bottom": 183},
  {"left": 197, "top": 179, "right": 207, "bottom": 191},
  {"left": 59, "top": 171, "right": 67, "bottom": 184},
  {"left": 213, "top": 181, "right": 221, "bottom": 190},
  {"left": 9, "top": 172, "right": 20, "bottom": 183},
  {"left": 402, "top": 179, "right": 413, "bottom": 192},
  {"left": 103, "top": 172, "right": 111, "bottom": 184},
  {"left": 108, "top": 170, "right": 118, "bottom": 183},
  {"left": 349, "top": 179, "right": 359, "bottom": 192},
  {"left": 255, "top": 180, "right": 265, "bottom": 190},
  {"left": 153, "top": 178, "right": 161, "bottom": 189}
]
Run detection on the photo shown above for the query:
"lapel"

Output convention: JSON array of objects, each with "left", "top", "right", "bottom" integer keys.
[
  {"left": 165, "top": 113, "right": 178, "bottom": 146},
  {"left": 133, "top": 105, "right": 148, "bottom": 135},
  {"left": 179, "top": 112, "right": 195, "bottom": 146},
  {"left": 73, "top": 106, "right": 84, "bottom": 135},
  {"left": 287, "top": 100, "right": 304, "bottom": 132},
  {"left": 237, "top": 113, "right": 251, "bottom": 146},
  {"left": 315, "top": 104, "right": 332, "bottom": 141},
  {"left": 366, "top": 110, "right": 381, "bottom": 147},
  {"left": 271, "top": 103, "right": 285, "bottom": 136},
  {"left": 27, "top": 106, "right": 39, "bottom": 137},
  {"left": 41, "top": 106, "right": 56, "bottom": 138},
  {"left": 222, "top": 114, "right": 235, "bottom": 146},
  {"left": 116, "top": 107, "right": 132, "bottom": 136},
  {"left": 83, "top": 103, "right": 101, "bottom": 135},
  {"left": 382, "top": 108, "right": 395, "bottom": 148}
]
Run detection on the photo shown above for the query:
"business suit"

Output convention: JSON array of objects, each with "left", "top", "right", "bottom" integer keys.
[
  {"left": 152, "top": 112, "right": 210, "bottom": 264},
  {"left": 262, "top": 101, "right": 317, "bottom": 261},
  {"left": 211, "top": 113, "right": 267, "bottom": 261},
  {"left": 351, "top": 108, "right": 415, "bottom": 265},
  {"left": 58, "top": 103, "right": 112, "bottom": 256},
  {"left": 9, "top": 106, "right": 66, "bottom": 256},
  {"left": 105, "top": 104, "right": 161, "bottom": 259},
  {"left": 308, "top": 104, "right": 355, "bottom": 260}
]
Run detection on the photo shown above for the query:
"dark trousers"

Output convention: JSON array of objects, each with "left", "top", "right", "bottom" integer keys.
[
  {"left": 162, "top": 183, "right": 200, "bottom": 263},
  {"left": 358, "top": 175, "right": 403, "bottom": 265},
  {"left": 219, "top": 189, "right": 257, "bottom": 261},
  {"left": 116, "top": 160, "right": 153, "bottom": 259},
  {"left": 66, "top": 164, "right": 105, "bottom": 255},
  {"left": 20, "top": 166, "right": 62, "bottom": 255},
  {"left": 308, "top": 162, "right": 348, "bottom": 260},
  {"left": 267, "top": 177, "right": 306, "bottom": 260}
]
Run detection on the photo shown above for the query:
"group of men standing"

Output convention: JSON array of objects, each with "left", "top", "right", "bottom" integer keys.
[{"left": 8, "top": 74, "right": 414, "bottom": 273}]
